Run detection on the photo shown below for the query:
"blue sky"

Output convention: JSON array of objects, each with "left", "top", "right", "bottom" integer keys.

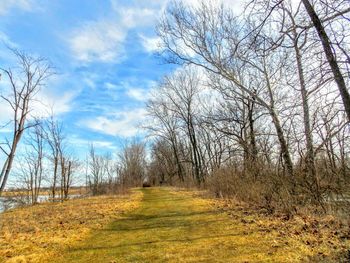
[
  {"left": 0, "top": 0, "right": 179, "bottom": 157},
  {"left": 0, "top": 0, "right": 242, "bottom": 161}
]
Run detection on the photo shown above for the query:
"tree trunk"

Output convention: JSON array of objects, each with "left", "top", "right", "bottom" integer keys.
[
  {"left": 0, "top": 135, "right": 20, "bottom": 194},
  {"left": 270, "top": 109, "right": 294, "bottom": 179},
  {"left": 302, "top": 0, "right": 350, "bottom": 122},
  {"left": 293, "top": 32, "right": 321, "bottom": 203}
]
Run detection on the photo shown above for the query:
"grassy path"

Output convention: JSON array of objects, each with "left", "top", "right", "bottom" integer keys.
[{"left": 53, "top": 188, "right": 309, "bottom": 262}]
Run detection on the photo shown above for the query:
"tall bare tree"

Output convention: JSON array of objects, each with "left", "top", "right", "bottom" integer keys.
[
  {"left": 119, "top": 140, "right": 147, "bottom": 187},
  {"left": 158, "top": 2, "right": 295, "bottom": 181},
  {"left": 0, "top": 49, "right": 51, "bottom": 195},
  {"left": 301, "top": 0, "right": 350, "bottom": 122}
]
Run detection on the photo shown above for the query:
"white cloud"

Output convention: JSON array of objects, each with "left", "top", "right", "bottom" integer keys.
[
  {"left": 0, "top": 102, "right": 13, "bottom": 126},
  {"left": 0, "top": 0, "right": 34, "bottom": 16},
  {"left": 0, "top": 32, "right": 17, "bottom": 48},
  {"left": 118, "top": 7, "right": 157, "bottom": 28},
  {"left": 0, "top": 89, "right": 76, "bottom": 135},
  {"left": 69, "top": 19, "right": 127, "bottom": 63},
  {"left": 0, "top": 32, "right": 20, "bottom": 64},
  {"left": 68, "top": 136, "right": 118, "bottom": 151},
  {"left": 69, "top": 0, "right": 165, "bottom": 63},
  {"left": 67, "top": 0, "right": 245, "bottom": 62},
  {"left": 0, "top": 69, "right": 79, "bottom": 124},
  {"left": 139, "top": 34, "right": 162, "bottom": 53},
  {"left": 105, "top": 82, "right": 119, "bottom": 90},
  {"left": 180, "top": 0, "right": 244, "bottom": 13},
  {"left": 126, "top": 88, "right": 149, "bottom": 101},
  {"left": 81, "top": 108, "right": 147, "bottom": 137},
  {"left": 84, "top": 78, "right": 96, "bottom": 89},
  {"left": 31, "top": 89, "right": 77, "bottom": 117},
  {"left": 68, "top": 1, "right": 158, "bottom": 63}
]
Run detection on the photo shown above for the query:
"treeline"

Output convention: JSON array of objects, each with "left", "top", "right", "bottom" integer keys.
[
  {"left": 0, "top": 50, "right": 148, "bottom": 203},
  {"left": 86, "top": 140, "right": 147, "bottom": 195},
  {"left": 146, "top": 0, "right": 350, "bottom": 214},
  {"left": 0, "top": 50, "right": 82, "bottom": 203},
  {"left": 12, "top": 116, "right": 147, "bottom": 202}
]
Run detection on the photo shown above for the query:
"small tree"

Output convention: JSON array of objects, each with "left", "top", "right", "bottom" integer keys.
[
  {"left": 88, "top": 144, "right": 105, "bottom": 195},
  {"left": 19, "top": 121, "right": 45, "bottom": 204}
]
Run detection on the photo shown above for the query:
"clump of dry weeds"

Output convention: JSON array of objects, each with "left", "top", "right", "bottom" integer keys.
[{"left": 210, "top": 196, "right": 350, "bottom": 262}]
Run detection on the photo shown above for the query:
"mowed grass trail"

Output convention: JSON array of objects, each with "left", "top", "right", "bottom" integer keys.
[{"left": 53, "top": 187, "right": 316, "bottom": 263}]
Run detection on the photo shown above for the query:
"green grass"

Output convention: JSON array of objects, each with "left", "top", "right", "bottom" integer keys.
[{"left": 52, "top": 187, "right": 348, "bottom": 263}]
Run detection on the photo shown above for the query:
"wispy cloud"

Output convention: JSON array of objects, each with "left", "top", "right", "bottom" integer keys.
[
  {"left": 0, "top": 32, "right": 18, "bottom": 48},
  {"left": 126, "top": 87, "right": 150, "bottom": 101},
  {"left": 81, "top": 108, "right": 147, "bottom": 137},
  {"left": 68, "top": 1, "right": 164, "bottom": 63},
  {"left": 118, "top": 7, "right": 157, "bottom": 28},
  {"left": 69, "top": 20, "right": 127, "bottom": 63},
  {"left": 139, "top": 34, "right": 162, "bottom": 53},
  {"left": 32, "top": 89, "right": 78, "bottom": 117},
  {"left": 105, "top": 82, "right": 119, "bottom": 90},
  {"left": 0, "top": 102, "right": 13, "bottom": 125},
  {"left": 0, "top": 0, "right": 34, "bottom": 16},
  {"left": 0, "top": 89, "right": 75, "bottom": 132},
  {"left": 68, "top": 136, "right": 118, "bottom": 151}
]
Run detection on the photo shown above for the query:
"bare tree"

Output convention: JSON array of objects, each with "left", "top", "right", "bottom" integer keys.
[
  {"left": 301, "top": 0, "right": 350, "bottom": 122},
  {"left": 147, "top": 95, "right": 185, "bottom": 182},
  {"left": 19, "top": 121, "right": 45, "bottom": 204},
  {"left": 155, "top": 68, "right": 204, "bottom": 184},
  {"left": 0, "top": 49, "right": 51, "bottom": 195},
  {"left": 158, "top": 2, "right": 295, "bottom": 182},
  {"left": 88, "top": 144, "right": 106, "bottom": 195},
  {"left": 45, "top": 115, "right": 63, "bottom": 199},
  {"left": 60, "top": 155, "right": 79, "bottom": 199},
  {"left": 119, "top": 140, "right": 147, "bottom": 187}
]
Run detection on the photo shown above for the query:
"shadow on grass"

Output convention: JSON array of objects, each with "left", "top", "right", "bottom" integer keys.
[
  {"left": 57, "top": 188, "right": 232, "bottom": 262},
  {"left": 101, "top": 217, "right": 227, "bottom": 232},
  {"left": 114, "top": 209, "right": 219, "bottom": 222},
  {"left": 69, "top": 232, "right": 241, "bottom": 252}
]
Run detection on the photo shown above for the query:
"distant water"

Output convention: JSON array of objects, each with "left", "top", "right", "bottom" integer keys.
[{"left": 0, "top": 194, "right": 81, "bottom": 213}]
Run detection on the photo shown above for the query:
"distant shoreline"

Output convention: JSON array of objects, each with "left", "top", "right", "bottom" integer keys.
[{"left": 1, "top": 186, "right": 87, "bottom": 197}]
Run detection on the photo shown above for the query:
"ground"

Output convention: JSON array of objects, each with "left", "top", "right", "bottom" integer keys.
[
  {"left": 1, "top": 187, "right": 349, "bottom": 262},
  {"left": 0, "top": 190, "right": 142, "bottom": 263}
]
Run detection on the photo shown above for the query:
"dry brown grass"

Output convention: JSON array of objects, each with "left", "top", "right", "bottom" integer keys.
[
  {"left": 2, "top": 187, "right": 349, "bottom": 262},
  {"left": 209, "top": 195, "right": 350, "bottom": 262},
  {"left": 0, "top": 190, "right": 143, "bottom": 263}
]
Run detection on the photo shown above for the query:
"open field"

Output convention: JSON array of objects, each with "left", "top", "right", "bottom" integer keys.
[{"left": 1, "top": 187, "right": 350, "bottom": 262}]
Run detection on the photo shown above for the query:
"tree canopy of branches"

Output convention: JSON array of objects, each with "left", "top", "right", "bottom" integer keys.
[{"left": 146, "top": 0, "right": 350, "bottom": 213}]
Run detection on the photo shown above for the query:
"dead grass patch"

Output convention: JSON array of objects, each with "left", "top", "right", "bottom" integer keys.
[{"left": 0, "top": 190, "right": 142, "bottom": 263}]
